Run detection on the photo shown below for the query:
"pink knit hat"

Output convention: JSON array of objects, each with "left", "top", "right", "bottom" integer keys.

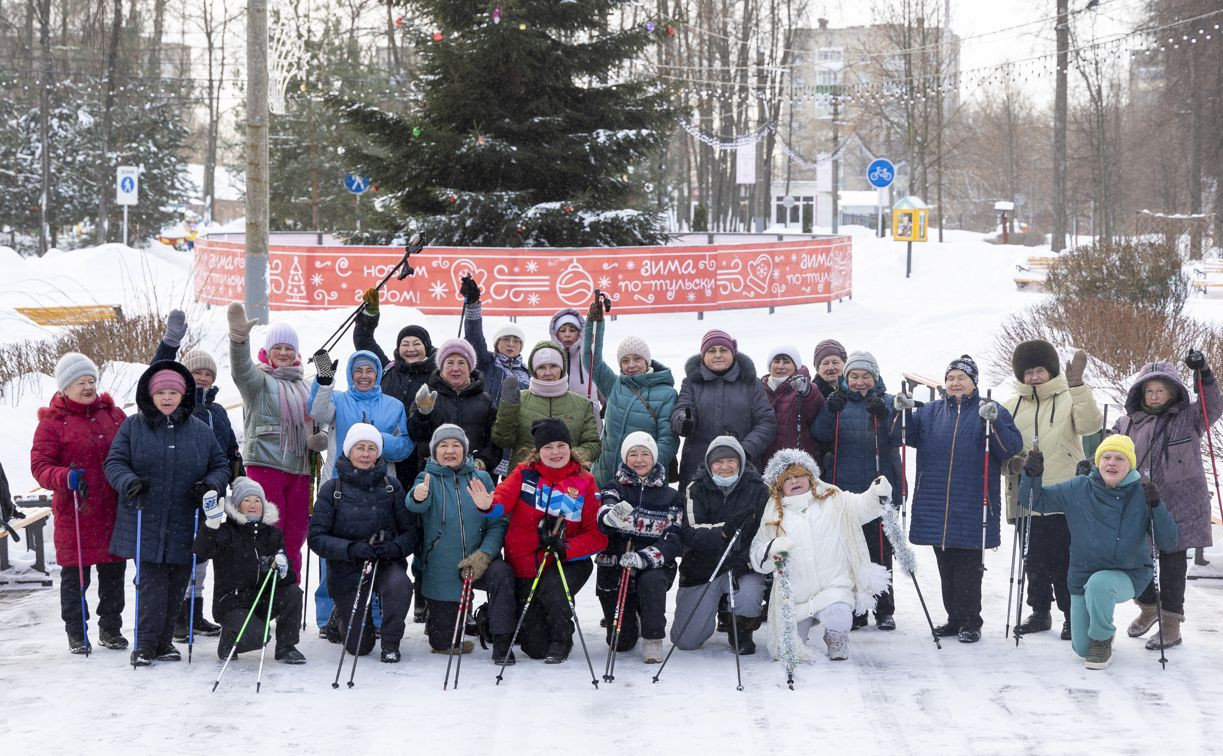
[
  {"left": 436, "top": 338, "right": 477, "bottom": 370},
  {"left": 148, "top": 369, "right": 186, "bottom": 395}
]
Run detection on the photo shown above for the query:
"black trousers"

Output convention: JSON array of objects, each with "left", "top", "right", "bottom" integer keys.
[
  {"left": 424, "top": 558, "right": 516, "bottom": 650},
  {"left": 596, "top": 564, "right": 676, "bottom": 651},
  {"left": 60, "top": 561, "right": 126, "bottom": 636},
  {"left": 933, "top": 547, "right": 983, "bottom": 631},
  {"left": 1023, "top": 514, "right": 1072, "bottom": 616},
  {"left": 331, "top": 561, "right": 412, "bottom": 654},
  {"left": 1138, "top": 549, "right": 1188, "bottom": 615},
  {"left": 135, "top": 562, "right": 192, "bottom": 653},
  {"left": 515, "top": 559, "right": 593, "bottom": 660},
  {"left": 217, "top": 584, "right": 303, "bottom": 656},
  {"left": 861, "top": 518, "right": 895, "bottom": 617}
]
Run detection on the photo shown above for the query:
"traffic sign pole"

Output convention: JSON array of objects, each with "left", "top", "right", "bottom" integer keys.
[
  {"left": 866, "top": 159, "right": 896, "bottom": 239},
  {"left": 123, "top": 206, "right": 128, "bottom": 246}
]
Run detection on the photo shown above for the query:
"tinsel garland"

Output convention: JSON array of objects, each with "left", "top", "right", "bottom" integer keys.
[
  {"left": 879, "top": 496, "right": 919, "bottom": 577},
  {"left": 773, "top": 552, "right": 800, "bottom": 688}
]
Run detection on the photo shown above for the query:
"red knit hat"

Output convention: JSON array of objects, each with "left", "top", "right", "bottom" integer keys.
[{"left": 700, "top": 329, "right": 737, "bottom": 355}]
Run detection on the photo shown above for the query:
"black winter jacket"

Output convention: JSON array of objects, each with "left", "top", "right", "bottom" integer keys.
[
  {"left": 678, "top": 464, "right": 769, "bottom": 588},
  {"left": 308, "top": 456, "right": 420, "bottom": 585},
  {"left": 152, "top": 340, "right": 243, "bottom": 476},
  {"left": 105, "top": 361, "right": 231, "bottom": 565},
  {"left": 408, "top": 369, "right": 500, "bottom": 471},
  {"left": 596, "top": 463, "right": 685, "bottom": 569},
  {"left": 193, "top": 499, "right": 295, "bottom": 618}
]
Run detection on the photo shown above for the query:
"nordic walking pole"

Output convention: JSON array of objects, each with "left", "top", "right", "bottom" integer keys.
[
  {"left": 1004, "top": 504, "right": 1021, "bottom": 640},
  {"left": 444, "top": 574, "right": 474, "bottom": 690},
  {"left": 873, "top": 416, "right": 886, "bottom": 564},
  {"left": 346, "top": 559, "right": 380, "bottom": 689},
  {"left": 550, "top": 543, "right": 600, "bottom": 689},
  {"left": 317, "top": 234, "right": 425, "bottom": 354},
  {"left": 496, "top": 555, "right": 551, "bottom": 684},
  {"left": 654, "top": 528, "right": 742, "bottom": 683},
  {"left": 1014, "top": 442, "right": 1038, "bottom": 646},
  {"left": 300, "top": 549, "right": 310, "bottom": 632},
  {"left": 302, "top": 447, "right": 320, "bottom": 631},
  {"left": 1194, "top": 366, "right": 1223, "bottom": 524},
  {"left": 604, "top": 551, "right": 632, "bottom": 683},
  {"left": 910, "top": 573, "right": 941, "bottom": 650},
  {"left": 70, "top": 486, "right": 90, "bottom": 657},
  {"left": 132, "top": 495, "right": 144, "bottom": 669},
  {"left": 188, "top": 505, "right": 202, "bottom": 664},
  {"left": 899, "top": 379, "right": 910, "bottom": 531},
  {"left": 256, "top": 570, "right": 279, "bottom": 692},
  {"left": 980, "top": 389, "right": 993, "bottom": 563},
  {"left": 726, "top": 569, "right": 744, "bottom": 692},
  {"left": 451, "top": 493, "right": 474, "bottom": 690},
  {"left": 832, "top": 413, "right": 840, "bottom": 484},
  {"left": 1146, "top": 468, "right": 1167, "bottom": 670},
  {"left": 212, "top": 567, "right": 275, "bottom": 692},
  {"left": 333, "top": 559, "right": 374, "bottom": 689}
]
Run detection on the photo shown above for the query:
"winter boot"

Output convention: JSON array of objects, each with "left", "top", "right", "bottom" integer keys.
[
  {"left": 431, "top": 640, "right": 474, "bottom": 655},
  {"left": 543, "top": 640, "right": 572, "bottom": 664},
  {"left": 1015, "top": 610, "right": 1052, "bottom": 635},
  {"left": 275, "top": 645, "right": 307, "bottom": 665},
  {"left": 99, "top": 628, "right": 129, "bottom": 650},
  {"left": 492, "top": 634, "right": 516, "bottom": 665},
  {"left": 732, "top": 615, "right": 758, "bottom": 655},
  {"left": 851, "top": 612, "right": 869, "bottom": 631},
  {"left": 1145, "top": 612, "right": 1184, "bottom": 650},
  {"left": 156, "top": 642, "right": 182, "bottom": 662},
  {"left": 67, "top": 633, "right": 91, "bottom": 655},
  {"left": 1060, "top": 617, "right": 1072, "bottom": 641},
  {"left": 380, "top": 642, "right": 401, "bottom": 663},
  {"left": 824, "top": 630, "right": 849, "bottom": 661},
  {"left": 932, "top": 621, "right": 959, "bottom": 638},
  {"left": 191, "top": 597, "right": 221, "bottom": 636},
  {"left": 1195, "top": 547, "right": 1209, "bottom": 566},
  {"left": 641, "top": 638, "right": 664, "bottom": 664},
  {"left": 957, "top": 627, "right": 981, "bottom": 644},
  {"left": 1084, "top": 636, "right": 1114, "bottom": 670},
  {"left": 716, "top": 609, "right": 731, "bottom": 634},
  {"left": 130, "top": 647, "right": 155, "bottom": 667},
  {"left": 413, "top": 584, "right": 427, "bottom": 624},
  {"left": 319, "top": 611, "right": 343, "bottom": 644},
  {"left": 1127, "top": 601, "right": 1159, "bottom": 638},
  {"left": 876, "top": 615, "right": 896, "bottom": 631},
  {"left": 173, "top": 599, "right": 191, "bottom": 642}
]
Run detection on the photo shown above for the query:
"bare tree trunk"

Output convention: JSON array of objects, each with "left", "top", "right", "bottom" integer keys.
[
  {"left": 1189, "top": 50, "right": 1203, "bottom": 259},
  {"left": 1052, "top": 0, "right": 1068, "bottom": 251},
  {"left": 146, "top": 0, "right": 166, "bottom": 78},
  {"left": 95, "top": 0, "right": 122, "bottom": 245},
  {"left": 36, "top": 0, "right": 51, "bottom": 255}
]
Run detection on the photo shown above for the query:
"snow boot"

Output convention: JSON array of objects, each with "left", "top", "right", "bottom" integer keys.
[
  {"left": 1127, "top": 601, "right": 1159, "bottom": 638},
  {"left": 876, "top": 614, "right": 896, "bottom": 631},
  {"left": 431, "top": 640, "right": 474, "bottom": 654},
  {"left": 130, "top": 647, "right": 155, "bottom": 667},
  {"left": 99, "top": 628, "right": 129, "bottom": 650},
  {"left": 851, "top": 612, "right": 869, "bottom": 631},
  {"left": 543, "top": 640, "right": 572, "bottom": 664},
  {"left": 641, "top": 638, "right": 664, "bottom": 664},
  {"left": 824, "top": 630, "right": 849, "bottom": 661},
  {"left": 732, "top": 615, "right": 758, "bottom": 655},
  {"left": 1084, "top": 636, "right": 1113, "bottom": 670},
  {"left": 957, "top": 627, "right": 981, "bottom": 644},
  {"left": 1145, "top": 612, "right": 1184, "bottom": 650},
  {"left": 275, "top": 645, "right": 306, "bottom": 665},
  {"left": 932, "top": 622, "right": 959, "bottom": 637},
  {"left": 1060, "top": 617, "right": 1072, "bottom": 641},
  {"left": 156, "top": 642, "right": 182, "bottom": 662},
  {"left": 67, "top": 633, "right": 91, "bottom": 655},
  {"left": 191, "top": 597, "right": 221, "bottom": 636},
  {"left": 173, "top": 599, "right": 191, "bottom": 642},
  {"left": 380, "top": 642, "right": 401, "bottom": 663},
  {"left": 1015, "top": 610, "right": 1052, "bottom": 635},
  {"left": 716, "top": 609, "right": 731, "bottom": 634},
  {"left": 492, "top": 634, "right": 516, "bottom": 665}
]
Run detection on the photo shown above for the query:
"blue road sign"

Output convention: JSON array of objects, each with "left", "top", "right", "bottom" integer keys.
[
  {"left": 866, "top": 159, "right": 896, "bottom": 189},
  {"left": 120, "top": 176, "right": 135, "bottom": 193},
  {"left": 344, "top": 174, "right": 371, "bottom": 194}
]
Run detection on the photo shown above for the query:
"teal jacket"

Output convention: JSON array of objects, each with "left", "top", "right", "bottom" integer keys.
[
  {"left": 407, "top": 457, "right": 506, "bottom": 602},
  {"left": 582, "top": 319, "right": 678, "bottom": 485},
  {"left": 1019, "top": 469, "right": 1179, "bottom": 596}
]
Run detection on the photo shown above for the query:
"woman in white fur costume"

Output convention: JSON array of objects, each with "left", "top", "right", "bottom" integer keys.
[{"left": 750, "top": 449, "right": 892, "bottom": 661}]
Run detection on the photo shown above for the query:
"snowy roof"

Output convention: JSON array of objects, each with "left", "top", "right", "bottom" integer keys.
[{"left": 183, "top": 164, "right": 244, "bottom": 202}]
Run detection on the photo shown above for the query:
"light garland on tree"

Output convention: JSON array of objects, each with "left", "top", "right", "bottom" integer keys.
[{"left": 772, "top": 551, "right": 800, "bottom": 689}]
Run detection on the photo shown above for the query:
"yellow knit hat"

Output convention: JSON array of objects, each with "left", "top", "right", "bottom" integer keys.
[{"left": 1095, "top": 434, "right": 1137, "bottom": 469}]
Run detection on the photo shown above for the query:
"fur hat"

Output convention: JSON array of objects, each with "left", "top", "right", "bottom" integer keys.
[
  {"left": 844, "top": 350, "right": 880, "bottom": 380},
  {"left": 1011, "top": 339, "right": 1060, "bottom": 381},
  {"left": 617, "top": 336, "right": 652, "bottom": 365},
  {"left": 532, "top": 418, "right": 572, "bottom": 449},
  {"left": 263, "top": 322, "right": 299, "bottom": 354},
  {"left": 343, "top": 422, "right": 383, "bottom": 457},
  {"left": 493, "top": 323, "right": 526, "bottom": 348},
  {"left": 705, "top": 435, "right": 745, "bottom": 469},
  {"left": 179, "top": 349, "right": 217, "bottom": 377},
  {"left": 1095, "top": 434, "right": 1137, "bottom": 469},
  {"left": 812, "top": 338, "right": 847, "bottom": 367},
  {"left": 54, "top": 352, "right": 99, "bottom": 393},
  {"left": 620, "top": 431, "right": 658, "bottom": 463},
  {"left": 429, "top": 423, "right": 469, "bottom": 458},
  {"left": 762, "top": 448, "right": 822, "bottom": 490},
  {"left": 767, "top": 345, "right": 803, "bottom": 370},
  {"left": 945, "top": 354, "right": 979, "bottom": 386},
  {"left": 700, "top": 329, "right": 737, "bottom": 356},
  {"left": 148, "top": 369, "right": 187, "bottom": 395},
  {"left": 436, "top": 338, "right": 477, "bottom": 370}
]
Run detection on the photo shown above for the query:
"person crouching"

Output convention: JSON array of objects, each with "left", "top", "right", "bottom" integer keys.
[
  {"left": 193, "top": 476, "right": 304, "bottom": 664},
  {"left": 308, "top": 423, "right": 419, "bottom": 663}
]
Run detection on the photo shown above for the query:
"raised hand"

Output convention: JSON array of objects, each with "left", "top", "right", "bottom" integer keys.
[
  {"left": 361, "top": 287, "right": 380, "bottom": 316},
  {"left": 468, "top": 477, "right": 493, "bottom": 511},
  {"left": 163, "top": 309, "right": 188, "bottom": 347},
  {"left": 414, "top": 383, "right": 437, "bottom": 415},
  {"left": 312, "top": 349, "right": 338, "bottom": 386},
  {"left": 226, "top": 302, "right": 257, "bottom": 343},
  {"left": 413, "top": 473, "right": 432, "bottom": 502}
]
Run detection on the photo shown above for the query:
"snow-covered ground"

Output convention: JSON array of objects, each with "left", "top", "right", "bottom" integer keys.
[{"left": 3, "top": 229, "right": 1223, "bottom": 753}]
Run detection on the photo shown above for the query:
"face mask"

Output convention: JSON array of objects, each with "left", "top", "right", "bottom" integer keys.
[{"left": 712, "top": 473, "right": 740, "bottom": 488}]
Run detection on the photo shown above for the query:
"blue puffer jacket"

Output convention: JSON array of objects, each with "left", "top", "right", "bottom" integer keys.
[
  {"left": 105, "top": 361, "right": 231, "bottom": 565},
  {"left": 582, "top": 320, "right": 678, "bottom": 485},
  {"left": 810, "top": 381, "right": 903, "bottom": 496},
  {"left": 308, "top": 350, "right": 414, "bottom": 478},
  {"left": 906, "top": 390, "right": 1022, "bottom": 549},
  {"left": 1019, "top": 469, "right": 1179, "bottom": 595},
  {"left": 462, "top": 305, "right": 530, "bottom": 406},
  {"left": 407, "top": 458, "right": 507, "bottom": 602}
]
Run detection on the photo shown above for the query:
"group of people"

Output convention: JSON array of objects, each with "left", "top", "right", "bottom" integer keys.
[{"left": 18, "top": 277, "right": 1219, "bottom": 676}]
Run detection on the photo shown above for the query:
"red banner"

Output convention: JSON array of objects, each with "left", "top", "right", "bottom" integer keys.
[{"left": 193, "top": 237, "right": 852, "bottom": 315}]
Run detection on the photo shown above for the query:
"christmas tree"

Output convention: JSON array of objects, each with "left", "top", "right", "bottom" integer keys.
[{"left": 334, "top": 1, "right": 674, "bottom": 247}]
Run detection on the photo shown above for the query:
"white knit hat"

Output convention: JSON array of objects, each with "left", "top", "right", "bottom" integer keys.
[
  {"left": 530, "top": 346, "right": 565, "bottom": 372},
  {"left": 616, "top": 336, "right": 652, "bottom": 365},
  {"left": 619, "top": 431, "right": 658, "bottom": 463},
  {"left": 492, "top": 323, "right": 525, "bottom": 346},
  {"left": 54, "top": 352, "right": 99, "bottom": 393},
  {"left": 767, "top": 345, "right": 803, "bottom": 370},
  {"left": 343, "top": 422, "right": 384, "bottom": 457}
]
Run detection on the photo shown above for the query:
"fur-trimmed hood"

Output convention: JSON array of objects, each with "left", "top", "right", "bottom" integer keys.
[
  {"left": 1124, "top": 361, "right": 1190, "bottom": 414},
  {"left": 135, "top": 360, "right": 196, "bottom": 424},
  {"left": 685, "top": 352, "right": 758, "bottom": 385},
  {"left": 224, "top": 496, "right": 281, "bottom": 526}
]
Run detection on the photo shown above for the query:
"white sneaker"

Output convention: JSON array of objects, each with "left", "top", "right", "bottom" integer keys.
[
  {"left": 824, "top": 630, "right": 849, "bottom": 661},
  {"left": 642, "top": 638, "right": 664, "bottom": 664}
]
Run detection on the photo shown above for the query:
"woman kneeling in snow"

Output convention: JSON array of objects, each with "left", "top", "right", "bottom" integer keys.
[{"left": 750, "top": 449, "right": 892, "bottom": 661}]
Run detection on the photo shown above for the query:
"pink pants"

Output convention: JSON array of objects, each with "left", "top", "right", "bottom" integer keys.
[{"left": 245, "top": 465, "right": 312, "bottom": 584}]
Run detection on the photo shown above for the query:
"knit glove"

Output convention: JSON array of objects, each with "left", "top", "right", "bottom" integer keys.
[
  {"left": 493, "top": 459, "right": 509, "bottom": 477},
  {"left": 163, "top": 309, "right": 188, "bottom": 348},
  {"left": 586, "top": 298, "right": 604, "bottom": 323},
  {"left": 978, "top": 401, "right": 999, "bottom": 422},
  {"left": 619, "top": 551, "right": 646, "bottom": 570},
  {"left": 1141, "top": 476, "right": 1161, "bottom": 508},
  {"left": 202, "top": 490, "right": 224, "bottom": 529},
  {"left": 893, "top": 392, "right": 916, "bottom": 411},
  {"left": 500, "top": 375, "right": 521, "bottom": 405},
  {"left": 601, "top": 501, "right": 634, "bottom": 531},
  {"left": 457, "top": 550, "right": 492, "bottom": 580},
  {"left": 414, "top": 383, "right": 437, "bottom": 415},
  {"left": 124, "top": 478, "right": 149, "bottom": 506},
  {"left": 227, "top": 302, "right": 257, "bottom": 343},
  {"left": 825, "top": 390, "right": 848, "bottom": 414},
  {"left": 789, "top": 374, "right": 810, "bottom": 397},
  {"left": 361, "top": 287, "right": 380, "bottom": 317},
  {"left": 459, "top": 275, "right": 481, "bottom": 305},
  {"left": 274, "top": 551, "right": 289, "bottom": 579},
  {"left": 312, "top": 349, "right": 338, "bottom": 386},
  {"left": 1022, "top": 449, "right": 1044, "bottom": 478},
  {"left": 1064, "top": 349, "right": 1087, "bottom": 387},
  {"left": 1185, "top": 349, "right": 1207, "bottom": 372},
  {"left": 865, "top": 395, "right": 888, "bottom": 419}
]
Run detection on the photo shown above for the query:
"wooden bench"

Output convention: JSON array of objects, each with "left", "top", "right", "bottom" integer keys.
[
  {"left": 1, "top": 498, "right": 53, "bottom": 587},
  {"left": 901, "top": 371, "right": 945, "bottom": 402},
  {"left": 15, "top": 305, "right": 124, "bottom": 326}
]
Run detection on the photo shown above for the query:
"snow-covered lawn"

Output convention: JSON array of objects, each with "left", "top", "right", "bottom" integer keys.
[{"left": 2, "top": 229, "right": 1221, "bottom": 753}]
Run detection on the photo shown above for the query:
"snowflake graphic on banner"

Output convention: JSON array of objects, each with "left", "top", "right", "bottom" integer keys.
[
  {"left": 310, "top": 273, "right": 323, "bottom": 286},
  {"left": 524, "top": 260, "right": 539, "bottom": 273},
  {"left": 430, "top": 281, "right": 449, "bottom": 299},
  {"left": 527, "top": 293, "right": 540, "bottom": 306},
  {"left": 597, "top": 276, "right": 611, "bottom": 289},
  {"left": 626, "top": 260, "right": 636, "bottom": 271},
  {"left": 687, "top": 292, "right": 696, "bottom": 302}
]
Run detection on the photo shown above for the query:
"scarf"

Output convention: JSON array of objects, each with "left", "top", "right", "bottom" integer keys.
[
  {"left": 529, "top": 375, "right": 569, "bottom": 398},
  {"left": 496, "top": 353, "right": 529, "bottom": 388},
  {"left": 1142, "top": 400, "right": 1173, "bottom": 416},
  {"left": 258, "top": 363, "right": 309, "bottom": 459}
]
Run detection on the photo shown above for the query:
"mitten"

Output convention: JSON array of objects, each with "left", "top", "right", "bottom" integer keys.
[
  {"left": 500, "top": 376, "right": 521, "bottom": 405},
  {"left": 361, "top": 287, "right": 380, "bottom": 316},
  {"left": 601, "top": 501, "right": 634, "bottom": 531},
  {"left": 459, "top": 275, "right": 481, "bottom": 305},
  {"left": 1064, "top": 349, "right": 1087, "bottom": 387},
  {"left": 893, "top": 392, "right": 916, "bottom": 411},
  {"left": 768, "top": 535, "right": 794, "bottom": 558},
  {"left": 1022, "top": 450, "right": 1044, "bottom": 478},
  {"left": 312, "top": 349, "right": 337, "bottom": 386},
  {"left": 1141, "top": 476, "right": 1161, "bottom": 508},
  {"left": 789, "top": 374, "right": 809, "bottom": 397},
  {"left": 226, "top": 302, "right": 257, "bottom": 343},
  {"left": 825, "top": 390, "right": 848, "bottom": 414},
  {"left": 619, "top": 551, "right": 647, "bottom": 570},
  {"left": 457, "top": 550, "right": 492, "bottom": 580},
  {"left": 865, "top": 395, "right": 888, "bottom": 419},
  {"left": 414, "top": 383, "right": 437, "bottom": 415},
  {"left": 978, "top": 401, "right": 999, "bottom": 422},
  {"left": 586, "top": 298, "right": 604, "bottom": 323},
  {"left": 203, "top": 490, "right": 224, "bottom": 529},
  {"left": 163, "top": 309, "right": 188, "bottom": 348},
  {"left": 274, "top": 552, "right": 289, "bottom": 579}
]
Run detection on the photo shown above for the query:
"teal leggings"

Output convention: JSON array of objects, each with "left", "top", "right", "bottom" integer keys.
[{"left": 1069, "top": 570, "right": 1136, "bottom": 658}]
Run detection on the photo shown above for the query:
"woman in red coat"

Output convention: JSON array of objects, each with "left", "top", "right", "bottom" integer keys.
[
  {"left": 30, "top": 353, "right": 128, "bottom": 654},
  {"left": 474, "top": 418, "right": 607, "bottom": 664}
]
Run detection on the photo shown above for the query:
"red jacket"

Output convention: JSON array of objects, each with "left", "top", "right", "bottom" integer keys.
[
  {"left": 761, "top": 367, "right": 825, "bottom": 463},
  {"left": 491, "top": 459, "right": 607, "bottom": 578},
  {"left": 31, "top": 393, "right": 127, "bottom": 566}
]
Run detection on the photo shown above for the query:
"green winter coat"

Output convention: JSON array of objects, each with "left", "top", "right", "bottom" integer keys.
[
  {"left": 492, "top": 390, "right": 601, "bottom": 469},
  {"left": 229, "top": 338, "right": 310, "bottom": 475},
  {"left": 582, "top": 319, "right": 678, "bottom": 485},
  {"left": 407, "top": 458, "right": 506, "bottom": 602}
]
